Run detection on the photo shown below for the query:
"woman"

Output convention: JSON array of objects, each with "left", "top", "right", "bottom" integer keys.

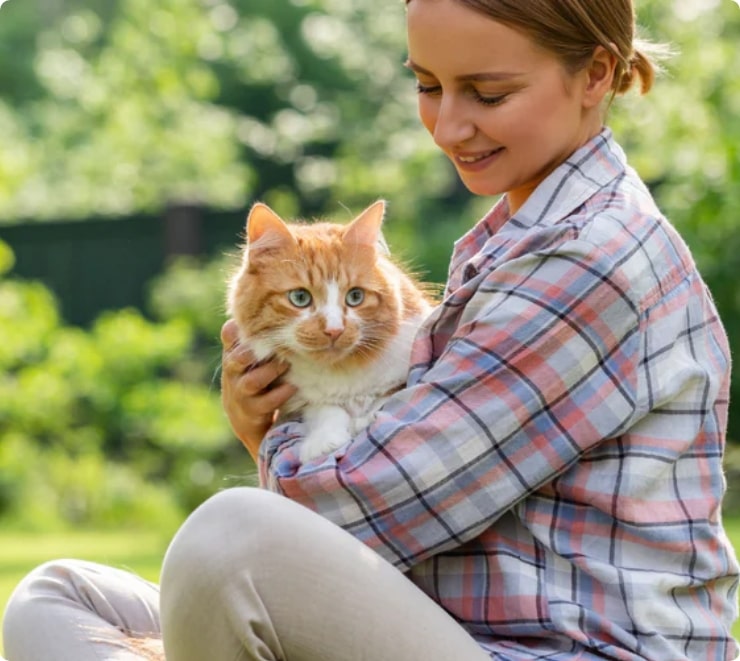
[{"left": 4, "top": 0, "right": 739, "bottom": 659}]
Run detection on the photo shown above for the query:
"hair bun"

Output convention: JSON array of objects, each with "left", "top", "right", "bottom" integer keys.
[
  {"left": 616, "top": 49, "right": 654, "bottom": 95},
  {"left": 615, "top": 38, "right": 673, "bottom": 96}
]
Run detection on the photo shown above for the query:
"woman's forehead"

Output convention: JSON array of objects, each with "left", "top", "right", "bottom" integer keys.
[{"left": 406, "top": 0, "right": 551, "bottom": 77}]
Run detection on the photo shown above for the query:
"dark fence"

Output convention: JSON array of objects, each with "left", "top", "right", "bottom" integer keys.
[{"left": 0, "top": 206, "right": 247, "bottom": 326}]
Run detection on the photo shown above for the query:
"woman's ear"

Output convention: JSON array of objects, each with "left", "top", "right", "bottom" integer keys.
[{"left": 582, "top": 45, "right": 619, "bottom": 108}]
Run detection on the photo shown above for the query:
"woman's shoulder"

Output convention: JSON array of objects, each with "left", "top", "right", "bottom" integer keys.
[
  {"left": 576, "top": 164, "right": 662, "bottom": 240},
  {"left": 566, "top": 171, "right": 697, "bottom": 311},
  {"left": 500, "top": 155, "right": 698, "bottom": 313}
]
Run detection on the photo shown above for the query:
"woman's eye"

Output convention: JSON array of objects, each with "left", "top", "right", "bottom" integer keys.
[
  {"left": 474, "top": 91, "right": 507, "bottom": 107},
  {"left": 416, "top": 80, "right": 506, "bottom": 107},
  {"left": 345, "top": 287, "right": 365, "bottom": 307},
  {"left": 415, "top": 81, "right": 441, "bottom": 96},
  {"left": 288, "top": 289, "right": 312, "bottom": 308}
]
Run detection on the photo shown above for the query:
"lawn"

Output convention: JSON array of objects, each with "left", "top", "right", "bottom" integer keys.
[{"left": 1, "top": 522, "right": 739, "bottom": 656}]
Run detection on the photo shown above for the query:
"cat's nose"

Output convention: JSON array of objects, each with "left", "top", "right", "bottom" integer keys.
[{"left": 323, "top": 326, "right": 344, "bottom": 340}]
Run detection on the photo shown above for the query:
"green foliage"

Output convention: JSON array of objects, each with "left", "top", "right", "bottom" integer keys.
[
  {"left": 4, "top": 0, "right": 736, "bottom": 297},
  {"left": 147, "top": 254, "right": 235, "bottom": 342},
  {"left": 0, "top": 241, "right": 245, "bottom": 530},
  {"left": 0, "top": 0, "right": 250, "bottom": 219}
]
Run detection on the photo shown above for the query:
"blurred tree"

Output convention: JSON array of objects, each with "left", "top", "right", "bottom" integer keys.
[
  {"left": 0, "top": 0, "right": 451, "bottom": 225},
  {"left": 0, "top": 0, "right": 249, "bottom": 218},
  {"left": 0, "top": 0, "right": 737, "bottom": 222},
  {"left": 0, "top": 0, "right": 738, "bottom": 438},
  {"left": 0, "top": 238, "right": 241, "bottom": 529}
]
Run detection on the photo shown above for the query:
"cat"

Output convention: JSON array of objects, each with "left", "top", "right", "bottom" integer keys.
[{"left": 227, "top": 200, "right": 434, "bottom": 462}]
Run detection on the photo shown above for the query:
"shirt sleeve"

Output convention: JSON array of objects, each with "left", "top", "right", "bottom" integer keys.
[{"left": 259, "top": 237, "right": 642, "bottom": 571}]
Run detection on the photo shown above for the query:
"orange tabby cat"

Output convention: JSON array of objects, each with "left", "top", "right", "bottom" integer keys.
[{"left": 227, "top": 200, "right": 434, "bottom": 462}]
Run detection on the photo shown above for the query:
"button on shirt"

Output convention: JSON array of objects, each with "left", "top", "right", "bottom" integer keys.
[{"left": 259, "top": 129, "right": 740, "bottom": 660}]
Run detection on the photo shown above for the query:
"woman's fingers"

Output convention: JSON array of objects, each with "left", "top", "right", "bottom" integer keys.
[
  {"left": 220, "top": 318, "right": 240, "bottom": 349},
  {"left": 220, "top": 320, "right": 292, "bottom": 395},
  {"left": 222, "top": 345, "right": 290, "bottom": 398},
  {"left": 219, "top": 319, "right": 297, "bottom": 460},
  {"left": 250, "top": 380, "right": 297, "bottom": 416}
]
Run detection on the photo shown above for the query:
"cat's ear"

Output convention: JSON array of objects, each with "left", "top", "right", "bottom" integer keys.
[
  {"left": 344, "top": 200, "right": 390, "bottom": 255},
  {"left": 246, "top": 203, "right": 295, "bottom": 254}
]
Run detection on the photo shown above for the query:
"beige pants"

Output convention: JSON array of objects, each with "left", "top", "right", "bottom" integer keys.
[
  {"left": 2, "top": 559, "right": 161, "bottom": 660},
  {"left": 3, "top": 487, "right": 489, "bottom": 660}
]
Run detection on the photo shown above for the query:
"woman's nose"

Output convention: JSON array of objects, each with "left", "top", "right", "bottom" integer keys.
[{"left": 432, "top": 95, "right": 476, "bottom": 151}]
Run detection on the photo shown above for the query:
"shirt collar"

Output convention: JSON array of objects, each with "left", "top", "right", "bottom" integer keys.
[
  {"left": 509, "top": 127, "right": 627, "bottom": 230},
  {"left": 449, "top": 128, "right": 627, "bottom": 286}
]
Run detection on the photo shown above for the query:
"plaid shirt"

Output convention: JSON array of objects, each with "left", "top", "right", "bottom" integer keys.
[{"left": 260, "top": 129, "right": 740, "bottom": 660}]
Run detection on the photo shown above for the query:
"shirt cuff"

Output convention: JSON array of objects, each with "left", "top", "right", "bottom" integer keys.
[{"left": 258, "top": 421, "right": 304, "bottom": 489}]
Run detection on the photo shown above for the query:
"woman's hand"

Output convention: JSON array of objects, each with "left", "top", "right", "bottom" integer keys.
[{"left": 220, "top": 319, "right": 297, "bottom": 462}]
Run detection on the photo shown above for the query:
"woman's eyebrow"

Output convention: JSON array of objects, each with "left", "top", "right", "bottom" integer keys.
[{"left": 404, "top": 58, "right": 523, "bottom": 82}]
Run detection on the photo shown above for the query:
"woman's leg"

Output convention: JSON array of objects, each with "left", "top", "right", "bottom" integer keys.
[
  {"left": 160, "top": 487, "right": 490, "bottom": 661},
  {"left": 2, "top": 559, "right": 161, "bottom": 661}
]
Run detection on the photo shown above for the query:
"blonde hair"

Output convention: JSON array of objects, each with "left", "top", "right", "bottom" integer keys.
[
  {"left": 125, "top": 636, "right": 165, "bottom": 660},
  {"left": 406, "top": 0, "right": 668, "bottom": 96}
]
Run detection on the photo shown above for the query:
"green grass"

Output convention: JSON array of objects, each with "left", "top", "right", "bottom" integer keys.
[
  {"left": 725, "top": 515, "right": 740, "bottom": 548},
  {"left": 0, "top": 522, "right": 739, "bottom": 656},
  {"left": 725, "top": 516, "right": 740, "bottom": 641}
]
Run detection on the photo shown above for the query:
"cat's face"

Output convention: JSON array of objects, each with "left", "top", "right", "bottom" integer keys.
[{"left": 228, "top": 202, "right": 403, "bottom": 368}]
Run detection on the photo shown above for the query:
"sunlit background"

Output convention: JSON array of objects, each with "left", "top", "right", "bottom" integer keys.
[{"left": 0, "top": 0, "right": 739, "bottom": 649}]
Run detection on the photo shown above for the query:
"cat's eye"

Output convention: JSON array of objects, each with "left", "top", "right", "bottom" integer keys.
[
  {"left": 288, "top": 288, "right": 312, "bottom": 308},
  {"left": 345, "top": 288, "right": 365, "bottom": 307}
]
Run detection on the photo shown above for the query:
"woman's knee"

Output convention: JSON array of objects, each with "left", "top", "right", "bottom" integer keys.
[
  {"left": 5, "top": 559, "right": 86, "bottom": 614},
  {"left": 159, "top": 488, "right": 312, "bottom": 657},
  {"left": 161, "top": 488, "right": 301, "bottom": 589},
  {"left": 165, "top": 487, "right": 295, "bottom": 552},
  {"left": 3, "top": 560, "right": 88, "bottom": 650},
  {"left": 187, "top": 486, "right": 294, "bottom": 534}
]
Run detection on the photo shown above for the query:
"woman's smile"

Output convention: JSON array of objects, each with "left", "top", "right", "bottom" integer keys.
[{"left": 453, "top": 147, "right": 505, "bottom": 171}]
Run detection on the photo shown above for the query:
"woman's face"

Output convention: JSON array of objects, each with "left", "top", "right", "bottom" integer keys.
[{"left": 406, "top": 0, "right": 604, "bottom": 212}]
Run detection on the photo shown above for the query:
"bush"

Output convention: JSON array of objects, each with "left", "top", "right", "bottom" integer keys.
[{"left": 0, "top": 239, "right": 249, "bottom": 530}]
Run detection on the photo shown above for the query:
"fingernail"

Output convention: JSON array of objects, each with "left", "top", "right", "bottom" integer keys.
[{"left": 221, "top": 319, "right": 239, "bottom": 344}]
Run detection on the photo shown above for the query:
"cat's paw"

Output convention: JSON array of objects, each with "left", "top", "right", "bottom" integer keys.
[
  {"left": 299, "top": 405, "right": 353, "bottom": 462},
  {"left": 299, "top": 429, "right": 351, "bottom": 462},
  {"left": 351, "top": 412, "right": 376, "bottom": 434}
]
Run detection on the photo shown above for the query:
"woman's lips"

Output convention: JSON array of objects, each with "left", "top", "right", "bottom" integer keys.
[{"left": 453, "top": 147, "right": 505, "bottom": 172}]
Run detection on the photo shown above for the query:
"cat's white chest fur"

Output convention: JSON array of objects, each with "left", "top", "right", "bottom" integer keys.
[{"left": 282, "top": 314, "right": 425, "bottom": 462}]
